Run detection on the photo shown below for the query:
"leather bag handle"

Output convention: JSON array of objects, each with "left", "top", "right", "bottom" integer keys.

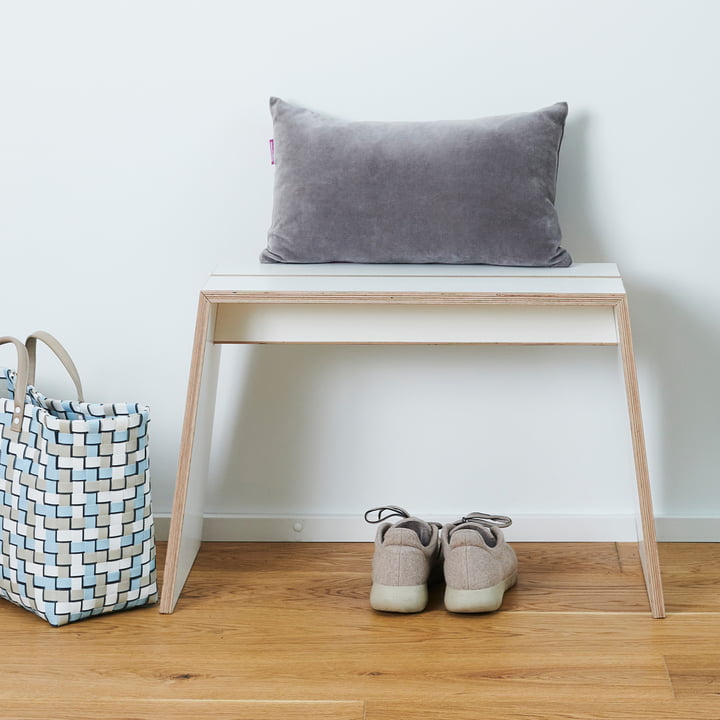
[
  {"left": 0, "top": 336, "right": 30, "bottom": 435},
  {"left": 25, "top": 331, "right": 84, "bottom": 402}
]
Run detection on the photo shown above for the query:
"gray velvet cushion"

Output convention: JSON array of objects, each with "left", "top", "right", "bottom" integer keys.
[{"left": 262, "top": 97, "right": 571, "bottom": 266}]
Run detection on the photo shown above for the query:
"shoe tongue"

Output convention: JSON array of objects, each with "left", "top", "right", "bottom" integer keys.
[
  {"left": 450, "top": 522, "right": 497, "bottom": 546},
  {"left": 395, "top": 518, "right": 432, "bottom": 546}
]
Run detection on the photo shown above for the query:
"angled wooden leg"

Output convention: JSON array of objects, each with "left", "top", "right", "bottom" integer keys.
[
  {"left": 615, "top": 296, "right": 665, "bottom": 618},
  {"left": 160, "top": 293, "right": 220, "bottom": 613}
]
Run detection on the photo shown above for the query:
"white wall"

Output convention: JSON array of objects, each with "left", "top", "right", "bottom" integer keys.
[{"left": 1, "top": 0, "right": 718, "bottom": 539}]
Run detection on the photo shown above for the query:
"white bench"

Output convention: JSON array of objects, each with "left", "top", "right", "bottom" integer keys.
[{"left": 160, "top": 262, "right": 665, "bottom": 617}]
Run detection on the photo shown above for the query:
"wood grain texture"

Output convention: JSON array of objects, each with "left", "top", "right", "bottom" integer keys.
[
  {"left": 665, "top": 654, "right": 720, "bottom": 698},
  {"left": 2, "top": 542, "right": 714, "bottom": 719},
  {"left": 202, "top": 290, "right": 627, "bottom": 305},
  {"left": 1, "top": 700, "right": 365, "bottom": 720},
  {"left": 365, "top": 699, "right": 720, "bottom": 720},
  {"left": 658, "top": 543, "right": 720, "bottom": 612}
]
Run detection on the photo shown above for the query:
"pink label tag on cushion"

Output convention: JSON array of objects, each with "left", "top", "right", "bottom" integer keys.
[{"left": 269, "top": 138, "right": 275, "bottom": 165}]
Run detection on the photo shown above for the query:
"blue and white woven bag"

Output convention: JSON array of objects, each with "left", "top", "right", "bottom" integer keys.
[{"left": 0, "top": 333, "right": 157, "bottom": 626}]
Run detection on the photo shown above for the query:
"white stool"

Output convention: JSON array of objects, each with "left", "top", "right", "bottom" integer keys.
[{"left": 160, "top": 262, "right": 665, "bottom": 618}]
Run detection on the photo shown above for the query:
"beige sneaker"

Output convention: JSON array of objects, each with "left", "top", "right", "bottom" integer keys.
[
  {"left": 442, "top": 513, "right": 517, "bottom": 613},
  {"left": 365, "top": 506, "right": 442, "bottom": 613}
]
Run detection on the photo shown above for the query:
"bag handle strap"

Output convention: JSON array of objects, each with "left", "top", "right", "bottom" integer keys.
[
  {"left": 0, "top": 336, "right": 30, "bottom": 434},
  {"left": 25, "top": 331, "right": 84, "bottom": 402}
]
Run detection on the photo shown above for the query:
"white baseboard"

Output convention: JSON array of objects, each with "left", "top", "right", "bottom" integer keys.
[
  {"left": 152, "top": 513, "right": 719, "bottom": 543},
  {"left": 654, "top": 517, "right": 720, "bottom": 542}
]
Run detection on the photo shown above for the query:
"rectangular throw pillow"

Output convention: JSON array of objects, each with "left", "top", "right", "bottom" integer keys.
[{"left": 262, "top": 97, "right": 571, "bottom": 266}]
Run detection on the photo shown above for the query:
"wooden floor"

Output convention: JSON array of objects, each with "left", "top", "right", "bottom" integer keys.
[{"left": 2, "top": 541, "right": 720, "bottom": 719}]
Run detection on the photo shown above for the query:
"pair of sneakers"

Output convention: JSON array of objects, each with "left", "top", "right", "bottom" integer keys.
[{"left": 365, "top": 505, "right": 517, "bottom": 614}]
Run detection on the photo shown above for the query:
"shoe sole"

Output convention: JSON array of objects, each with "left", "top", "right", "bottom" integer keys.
[
  {"left": 444, "top": 571, "right": 518, "bottom": 613},
  {"left": 370, "top": 583, "right": 428, "bottom": 613}
]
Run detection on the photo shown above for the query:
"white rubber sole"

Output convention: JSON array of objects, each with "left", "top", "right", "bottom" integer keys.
[
  {"left": 444, "top": 571, "right": 518, "bottom": 613},
  {"left": 370, "top": 583, "right": 428, "bottom": 613}
]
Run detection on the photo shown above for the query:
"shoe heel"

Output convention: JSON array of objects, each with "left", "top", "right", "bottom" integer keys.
[
  {"left": 370, "top": 583, "right": 428, "bottom": 613},
  {"left": 444, "top": 572, "right": 517, "bottom": 613}
]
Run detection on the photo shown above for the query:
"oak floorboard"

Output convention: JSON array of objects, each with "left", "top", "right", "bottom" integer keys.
[
  {"left": 0, "top": 541, "right": 719, "bottom": 719},
  {"left": 2, "top": 700, "right": 365, "bottom": 720},
  {"left": 4, "top": 603, "right": 717, "bottom": 654},
  {"left": 658, "top": 543, "right": 720, "bottom": 612},
  {"left": 0, "top": 644, "right": 674, "bottom": 702},
  {"left": 664, "top": 653, "right": 720, "bottom": 698},
  {"left": 365, "top": 698, "right": 720, "bottom": 720},
  {"left": 170, "top": 541, "right": 652, "bottom": 614}
]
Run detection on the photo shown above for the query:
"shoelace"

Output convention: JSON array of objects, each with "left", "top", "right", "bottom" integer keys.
[
  {"left": 455, "top": 512, "right": 512, "bottom": 529},
  {"left": 363, "top": 505, "right": 410, "bottom": 524},
  {"left": 364, "top": 507, "right": 511, "bottom": 529},
  {"left": 364, "top": 505, "right": 443, "bottom": 530},
  {"left": 447, "top": 513, "right": 512, "bottom": 549}
]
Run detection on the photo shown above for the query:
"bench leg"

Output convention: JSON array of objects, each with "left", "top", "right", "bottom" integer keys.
[
  {"left": 160, "top": 294, "right": 220, "bottom": 613},
  {"left": 615, "top": 296, "right": 666, "bottom": 618}
]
